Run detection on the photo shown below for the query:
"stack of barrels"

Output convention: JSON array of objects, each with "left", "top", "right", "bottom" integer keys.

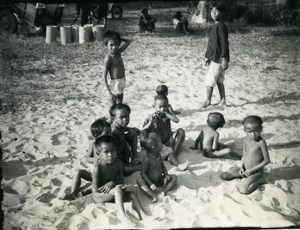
[{"left": 45, "top": 24, "right": 105, "bottom": 45}]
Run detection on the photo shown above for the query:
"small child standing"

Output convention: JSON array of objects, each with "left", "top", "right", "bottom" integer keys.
[
  {"left": 102, "top": 31, "right": 132, "bottom": 105},
  {"left": 156, "top": 85, "right": 181, "bottom": 115},
  {"left": 137, "top": 130, "right": 177, "bottom": 202},
  {"left": 110, "top": 103, "right": 141, "bottom": 174},
  {"left": 221, "top": 116, "right": 270, "bottom": 194},
  {"left": 201, "top": 3, "right": 229, "bottom": 108},
  {"left": 173, "top": 11, "right": 190, "bottom": 35},
  {"left": 62, "top": 118, "right": 111, "bottom": 200},
  {"left": 191, "top": 112, "right": 237, "bottom": 158},
  {"left": 92, "top": 135, "right": 147, "bottom": 226},
  {"left": 143, "top": 95, "right": 189, "bottom": 171}
]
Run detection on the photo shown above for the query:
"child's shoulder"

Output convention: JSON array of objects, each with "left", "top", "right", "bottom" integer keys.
[{"left": 258, "top": 138, "right": 267, "bottom": 146}]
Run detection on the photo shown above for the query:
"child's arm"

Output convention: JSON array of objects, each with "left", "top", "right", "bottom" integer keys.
[
  {"left": 142, "top": 114, "right": 153, "bottom": 129},
  {"left": 119, "top": 37, "right": 132, "bottom": 53},
  {"left": 102, "top": 55, "right": 113, "bottom": 96},
  {"left": 164, "top": 111, "right": 179, "bottom": 123},
  {"left": 212, "top": 132, "right": 219, "bottom": 151},
  {"left": 168, "top": 104, "right": 181, "bottom": 115},
  {"left": 244, "top": 140, "right": 270, "bottom": 177},
  {"left": 140, "top": 157, "right": 155, "bottom": 189},
  {"left": 219, "top": 23, "right": 229, "bottom": 70}
]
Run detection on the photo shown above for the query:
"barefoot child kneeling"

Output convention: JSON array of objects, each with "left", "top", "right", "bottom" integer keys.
[
  {"left": 92, "top": 135, "right": 146, "bottom": 225},
  {"left": 220, "top": 116, "right": 270, "bottom": 194},
  {"left": 137, "top": 130, "right": 177, "bottom": 202}
]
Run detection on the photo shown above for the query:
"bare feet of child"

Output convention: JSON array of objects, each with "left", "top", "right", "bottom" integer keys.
[
  {"left": 200, "top": 101, "right": 211, "bottom": 109},
  {"left": 178, "top": 159, "right": 189, "bottom": 171},
  {"left": 60, "top": 192, "right": 78, "bottom": 200}
]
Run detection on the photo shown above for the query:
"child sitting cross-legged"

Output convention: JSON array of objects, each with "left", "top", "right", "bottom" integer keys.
[
  {"left": 191, "top": 112, "right": 239, "bottom": 158},
  {"left": 137, "top": 129, "right": 177, "bottom": 203},
  {"left": 92, "top": 135, "right": 147, "bottom": 226},
  {"left": 61, "top": 118, "right": 111, "bottom": 200}
]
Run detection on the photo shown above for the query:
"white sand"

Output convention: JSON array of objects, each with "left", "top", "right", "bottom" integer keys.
[{"left": 1, "top": 6, "right": 300, "bottom": 229}]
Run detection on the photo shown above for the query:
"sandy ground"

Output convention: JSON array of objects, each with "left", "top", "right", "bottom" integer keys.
[{"left": 1, "top": 2, "right": 300, "bottom": 229}]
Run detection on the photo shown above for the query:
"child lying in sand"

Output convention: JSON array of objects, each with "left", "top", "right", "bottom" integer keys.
[
  {"left": 110, "top": 103, "right": 141, "bottom": 175},
  {"left": 156, "top": 85, "right": 181, "bottom": 115},
  {"left": 221, "top": 116, "right": 270, "bottom": 194},
  {"left": 62, "top": 118, "right": 111, "bottom": 200},
  {"left": 137, "top": 129, "right": 177, "bottom": 202},
  {"left": 92, "top": 135, "right": 147, "bottom": 226},
  {"left": 191, "top": 112, "right": 238, "bottom": 158},
  {"left": 143, "top": 95, "right": 189, "bottom": 171}
]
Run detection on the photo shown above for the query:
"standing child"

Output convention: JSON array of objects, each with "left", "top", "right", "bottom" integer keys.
[
  {"left": 191, "top": 112, "right": 238, "bottom": 158},
  {"left": 61, "top": 118, "right": 111, "bottom": 200},
  {"left": 92, "top": 135, "right": 147, "bottom": 226},
  {"left": 103, "top": 31, "right": 132, "bottom": 105},
  {"left": 143, "top": 95, "right": 189, "bottom": 171},
  {"left": 156, "top": 85, "right": 181, "bottom": 115},
  {"left": 137, "top": 129, "right": 177, "bottom": 202},
  {"left": 110, "top": 103, "right": 141, "bottom": 174},
  {"left": 220, "top": 116, "right": 270, "bottom": 194},
  {"left": 201, "top": 3, "right": 229, "bottom": 108}
]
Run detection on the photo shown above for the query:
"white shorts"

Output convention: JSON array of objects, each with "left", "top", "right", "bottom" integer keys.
[
  {"left": 109, "top": 78, "right": 126, "bottom": 95},
  {"left": 205, "top": 61, "right": 225, "bottom": 87}
]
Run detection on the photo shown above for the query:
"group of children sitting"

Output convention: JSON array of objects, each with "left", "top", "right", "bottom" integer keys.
[{"left": 60, "top": 13, "right": 270, "bottom": 224}]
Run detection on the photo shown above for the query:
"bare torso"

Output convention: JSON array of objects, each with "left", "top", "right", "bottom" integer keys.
[
  {"left": 202, "top": 126, "right": 218, "bottom": 151},
  {"left": 243, "top": 138, "right": 264, "bottom": 171},
  {"left": 144, "top": 154, "right": 165, "bottom": 186},
  {"left": 95, "top": 160, "right": 122, "bottom": 187},
  {"left": 107, "top": 53, "right": 125, "bottom": 80}
]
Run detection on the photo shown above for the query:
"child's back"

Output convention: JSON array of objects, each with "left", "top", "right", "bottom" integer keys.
[{"left": 201, "top": 126, "right": 218, "bottom": 152}]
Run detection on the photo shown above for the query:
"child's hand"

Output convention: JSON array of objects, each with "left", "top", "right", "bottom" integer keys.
[
  {"left": 205, "top": 59, "right": 211, "bottom": 66},
  {"left": 150, "top": 184, "right": 157, "bottom": 191},
  {"left": 163, "top": 175, "right": 171, "bottom": 186},
  {"left": 239, "top": 168, "right": 248, "bottom": 178},
  {"left": 98, "top": 181, "right": 114, "bottom": 193},
  {"left": 221, "top": 58, "right": 228, "bottom": 70}
]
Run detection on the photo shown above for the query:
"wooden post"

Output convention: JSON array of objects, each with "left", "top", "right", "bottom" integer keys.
[
  {"left": 92, "top": 25, "right": 105, "bottom": 42},
  {"left": 79, "top": 24, "right": 93, "bottom": 44},
  {"left": 71, "top": 26, "right": 79, "bottom": 43},
  {"left": 60, "top": 26, "right": 72, "bottom": 45},
  {"left": 45, "top": 25, "right": 57, "bottom": 44}
]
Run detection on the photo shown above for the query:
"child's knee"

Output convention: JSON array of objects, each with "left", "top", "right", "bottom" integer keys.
[
  {"left": 220, "top": 172, "right": 230, "bottom": 180},
  {"left": 177, "top": 128, "right": 185, "bottom": 138}
]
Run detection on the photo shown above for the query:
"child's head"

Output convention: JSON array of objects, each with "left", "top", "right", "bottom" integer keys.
[
  {"left": 140, "top": 131, "right": 163, "bottom": 154},
  {"left": 211, "top": 3, "right": 225, "bottom": 21},
  {"left": 91, "top": 118, "right": 111, "bottom": 139},
  {"left": 154, "top": 95, "right": 169, "bottom": 113},
  {"left": 141, "top": 8, "right": 149, "bottom": 17},
  {"left": 104, "top": 30, "right": 121, "bottom": 54},
  {"left": 174, "top": 11, "right": 182, "bottom": 20},
  {"left": 156, "top": 85, "right": 168, "bottom": 96},
  {"left": 207, "top": 112, "right": 225, "bottom": 130},
  {"left": 109, "top": 104, "right": 131, "bottom": 128},
  {"left": 242, "top": 116, "right": 263, "bottom": 141},
  {"left": 95, "top": 135, "right": 118, "bottom": 164}
]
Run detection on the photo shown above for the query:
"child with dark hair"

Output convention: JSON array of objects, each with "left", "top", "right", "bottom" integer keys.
[
  {"left": 92, "top": 135, "right": 147, "bottom": 226},
  {"left": 143, "top": 95, "right": 189, "bottom": 171},
  {"left": 201, "top": 3, "right": 230, "bottom": 108},
  {"left": 61, "top": 118, "right": 111, "bottom": 200},
  {"left": 103, "top": 30, "right": 132, "bottom": 105},
  {"left": 110, "top": 104, "right": 141, "bottom": 174},
  {"left": 173, "top": 11, "right": 190, "bottom": 35},
  {"left": 191, "top": 112, "right": 237, "bottom": 158},
  {"left": 221, "top": 116, "right": 270, "bottom": 194},
  {"left": 156, "top": 85, "right": 180, "bottom": 115},
  {"left": 139, "top": 8, "right": 156, "bottom": 33},
  {"left": 137, "top": 129, "right": 177, "bottom": 203}
]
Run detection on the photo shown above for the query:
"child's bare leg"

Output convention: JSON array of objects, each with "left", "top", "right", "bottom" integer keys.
[
  {"left": 238, "top": 172, "right": 264, "bottom": 195},
  {"left": 220, "top": 167, "right": 241, "bottom": 180},
  {"left": 173, "top": 129, "right": 185, "bottom": 157},
  {"left": 201, "top": 86, "right": 214, "bottom": 108},
  {"left": 62, "top": 169, "right": 92, "bottom": 200},
  {"left": 137, "top": 177, "right": 157, "bottom": 202},
  {"left": 114, "top": 185, "right": 135, "bottom": 226},
  {"left": 217, "top": 83, "right": 226, "bottom": 106},
  {"left": 163, "top": 175, "right": 177, "bottom": 196},
  {"left": 128, "top": 191, "right": 147, "bottom": 220}
]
